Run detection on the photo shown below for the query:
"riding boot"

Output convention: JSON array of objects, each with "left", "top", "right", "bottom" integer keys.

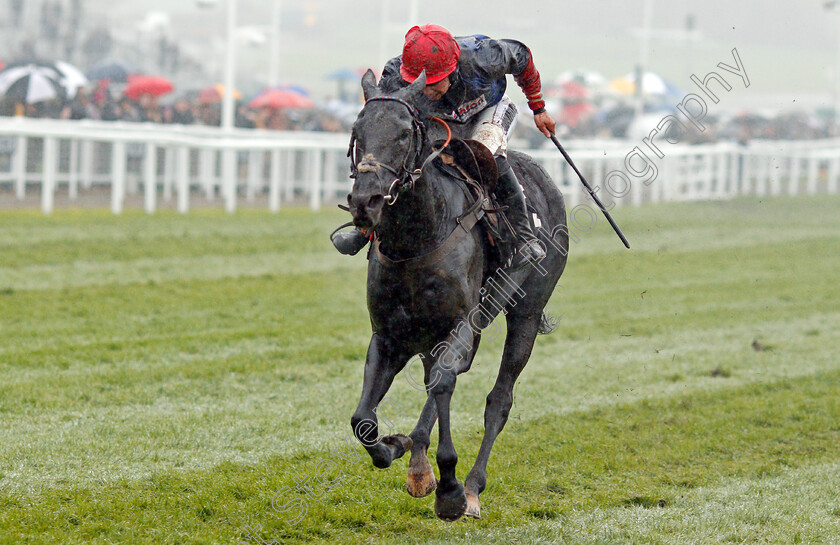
[
  {"left": 494, "top": 156, "right": 546, "bottom": 269},
  {"left": 332, "top": 228, "right": 370, "bottom": 255}
]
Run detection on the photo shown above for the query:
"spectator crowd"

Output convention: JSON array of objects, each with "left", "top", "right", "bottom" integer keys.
[
  {"left": 1, "top": 76, "right": 833, "bottom": 145},
  {"left": 0, "top": 82, "right": 352, "bottom": 133}
]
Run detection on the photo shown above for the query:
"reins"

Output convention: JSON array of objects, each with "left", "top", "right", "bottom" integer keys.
[
  {"left": 347, "top": 96, "right": 484, "bottom": 269},
  {"left": 348, "top": 96, "right": 451, "bottom": 205}
]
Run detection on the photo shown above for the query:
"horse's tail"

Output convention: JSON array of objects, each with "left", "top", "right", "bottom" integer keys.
[{"left": 537, "top": 311, "right": 559, "bottom": 335}]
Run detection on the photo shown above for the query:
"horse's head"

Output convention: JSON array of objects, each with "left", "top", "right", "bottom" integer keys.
[{"left": 347, "top": 69, "right": 427, "bottom": 230}]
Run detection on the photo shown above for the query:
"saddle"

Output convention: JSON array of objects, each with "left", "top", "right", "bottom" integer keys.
[
  {"left": 370, "top": 138, "right": 533, "bottom": 272},
  {"left": 439, "top": 139, "right": 499, "bottom": 194},
  {"left": 434, "top": 138, "right": 515, "bottom": 268}
]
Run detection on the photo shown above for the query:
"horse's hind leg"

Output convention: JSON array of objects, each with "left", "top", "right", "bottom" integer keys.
[
  {"left": 350, "top": 333, "right": 412, "bottom": 469},
  {"left": 463, "top": 312, "right": 541, "bottom": 519}
]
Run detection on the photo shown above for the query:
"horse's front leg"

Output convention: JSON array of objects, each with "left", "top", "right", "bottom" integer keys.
[
  {"left": 405, "top": 354, "right": 438, "bottom": 498},
  {"left": 429, "top": 319, "right": 476, "bottom": 521},
  {"left": 351, "top": 333, "right": 412, "bottom": 469}
]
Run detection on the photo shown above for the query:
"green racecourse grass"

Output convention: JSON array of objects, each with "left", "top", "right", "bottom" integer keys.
[{"left": 1, "top": 195, "right": 839, "bottom": 544}]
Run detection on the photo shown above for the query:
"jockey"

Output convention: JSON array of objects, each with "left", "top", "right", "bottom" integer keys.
[{"left": 333, "top": 24, "right": 554, "bottom": 269}]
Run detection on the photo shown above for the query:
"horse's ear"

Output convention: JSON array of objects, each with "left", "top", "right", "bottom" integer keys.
[
  {"left": 361, "top": 69, "right": 379, "bottom": 101},
  {"left": 404, "top": 70, "right": 427, "bottom": 98}
]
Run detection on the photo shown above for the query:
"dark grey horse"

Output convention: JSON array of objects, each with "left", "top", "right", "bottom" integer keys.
[{"left": 347, "top": 69, "right": 569, "bottom": 521}]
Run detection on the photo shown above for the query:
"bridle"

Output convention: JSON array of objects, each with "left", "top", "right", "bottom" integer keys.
[{"left": 348, "top": 95, "right": 450, "bottom": 205}]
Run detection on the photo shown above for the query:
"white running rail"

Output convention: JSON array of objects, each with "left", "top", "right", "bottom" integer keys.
[{"left": 1, "top": 117, "right": 838, "bottom": 214}]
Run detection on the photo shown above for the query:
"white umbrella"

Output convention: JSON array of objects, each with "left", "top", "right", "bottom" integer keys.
[
  {"left": 54, "top": 61, "right": 88, "bottom": 98},
  {"left": 555, "top": 69, "right": 607, "bottom": 89},
  {"left": 0, "top": 64, "right": 66, "bottom": 104},
  {"left": 617, "top": 71, "right": 682, "bottom": 98}
]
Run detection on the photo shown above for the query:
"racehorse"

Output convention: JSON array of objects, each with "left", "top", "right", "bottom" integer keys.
[{"left": 347, "top": 69, "right": 569, "bottom": 521}]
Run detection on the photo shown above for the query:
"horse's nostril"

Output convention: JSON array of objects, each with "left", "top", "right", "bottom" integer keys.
[{"left": 368, "top": 194, "right": 385, "bottom": 209}]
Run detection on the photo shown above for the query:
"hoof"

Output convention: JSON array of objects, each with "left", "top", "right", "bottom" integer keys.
[
  {"left": 380, "top": 434, "right": 412, "bottom": 460},
  {"left": 464, "top": 492, "right": 481, "bottom": 519},
  {"left": 406, "top": 453, "right": 437, "bottom": 498},
  {"left": 435, "top": 483, "right": 467, "bottom": 522}
]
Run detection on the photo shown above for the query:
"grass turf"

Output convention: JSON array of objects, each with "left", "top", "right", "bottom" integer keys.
[{"left": 0, "top": 196, "right": 838, "bottom": 544}]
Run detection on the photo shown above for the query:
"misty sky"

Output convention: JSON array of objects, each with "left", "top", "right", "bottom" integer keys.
[
  {"left": 75, "top": 0, "right": 833, "bottom": 51},
  {"left": 6, "top": 0, "right": 836, "bottom": 109}
]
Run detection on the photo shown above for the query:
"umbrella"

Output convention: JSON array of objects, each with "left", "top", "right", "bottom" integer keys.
[
  {"left": 560, "top": 101, "right": 596, "bottom": 128},
  {"left": 327, "top": 68, "right": 364, "bottom": 81},
  {"left": 555, "top": 69, "right": 607, "bottom": 89},
  {"left": 86, "top": 59, "right": 142, "bottom": 83},
  {"left": 198, "top": 84, "right": 242, "bottom": 104},
  {"left": 248, "top": 88, "right": 314, "bottom": 109},
  {"left": 124, "top": 75, "right": 174, "bottom": 100},
  {"left": 608, "top": 77, "right": 635, "bottom": 95},
  {"left": 609, "top": 72, "right": 682, "bottom": 98},
  {"left": 326, "top": 68, "right": 366, "bottom": 102},
  {"left": 2, "top": 60, "right": 87, "bottom": 100},
  {"left": 54, "top": 61, "right": 88, "bottom": 98},
  {"left": 274, "top": 84, "right": 310, "bottom": 97},
  {"left": 0, "top": 64, "right": 65, "bottom": 104},
  {"left": 558, "top": 81, "right": 591, "bottom": 100}
]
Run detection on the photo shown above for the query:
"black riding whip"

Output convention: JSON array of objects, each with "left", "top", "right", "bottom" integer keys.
[{"left": 549, "top": 133, "right": 630, "bottom": 249}]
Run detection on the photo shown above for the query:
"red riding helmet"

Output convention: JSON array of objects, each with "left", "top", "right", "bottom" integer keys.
[{"left": 399, "top": 24, "right": 461, "bottom": 84}]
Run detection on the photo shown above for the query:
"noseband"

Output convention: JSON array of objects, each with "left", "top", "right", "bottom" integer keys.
[{"left": 348, "top": 96, "right": 450, "bottom": 205}]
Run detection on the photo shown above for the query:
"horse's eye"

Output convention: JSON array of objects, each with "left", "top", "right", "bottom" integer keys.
[{"left": 400, "top": 129, "right": 412, "bottom": 140}]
